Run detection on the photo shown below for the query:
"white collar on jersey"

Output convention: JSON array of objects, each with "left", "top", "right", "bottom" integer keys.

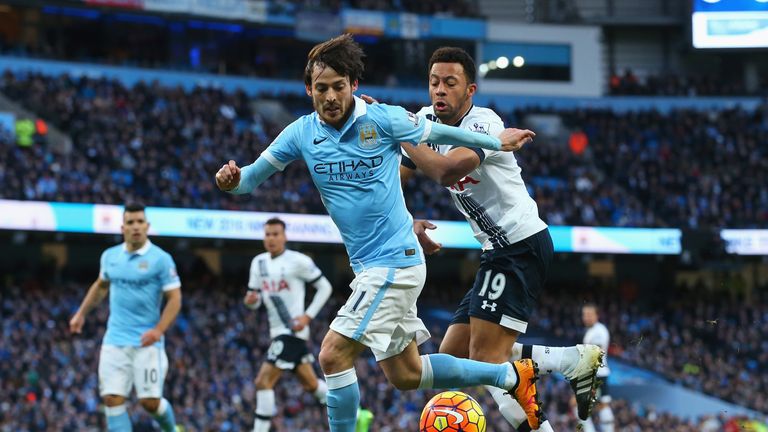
[
  {"left": 316, "top": 95, "right": 367, "bottom": 127},
  {"left": 122, "top": 239, "right": 152, "bottom": 256}
]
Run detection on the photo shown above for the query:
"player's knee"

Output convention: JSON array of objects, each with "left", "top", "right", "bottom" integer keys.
[
  {"left": 139, "top": 398, "right": 160, "bottom": 413},
  {"left": 254, "top": 376, "right": 272, "bottom": 390},
  {"left": 301, "top": 380, "right": 318, "bottom": 393},
  {"left": 319, "top": 343, "right": 353, "bottom": 374},
  {"left": 103, "top": 395, "right": 125, "bottom": 407}
]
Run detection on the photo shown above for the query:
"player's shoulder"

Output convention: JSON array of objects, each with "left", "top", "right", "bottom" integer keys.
[
  {"left": 101, "top": 244, "right": 123, "bottom": 259},
  {"left": 251, "top": 251, "right": 270, "bottom": 263},
  {"left": 148, "top": 243, "right": 175, "bottom": 262},
  {"left": 416, "top": 106, "right": 433, "bottom": 117},
  {"left": 464, "top": 106, "right": 504, "bottom": 129},
  {"left": 285, "top": 249, "right": 314, "bottom": 263}
]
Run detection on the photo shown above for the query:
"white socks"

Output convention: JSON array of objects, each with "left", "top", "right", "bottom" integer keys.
[
  {"left": 485, "top": 385, "right": 553, "bottom": 432},
  {"left": 253, "top": 389, "right": 275, "bottom": 432},
  {"left": 314, "top": 379, "right": 328, "bottom": 405},
  {"left": 512, "top": 343, "right": 580, "bottom": 377}
]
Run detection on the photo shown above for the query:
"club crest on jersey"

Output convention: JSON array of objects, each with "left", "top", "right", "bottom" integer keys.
[
  {"left": 470, "top": 122, "right": 490, "bottom": 135},
  {"left": 137, "top": 260, "right": 149, "bottom": 272},
  {"left": 357, "top": 122, "right": 380, "bottom": 149}
]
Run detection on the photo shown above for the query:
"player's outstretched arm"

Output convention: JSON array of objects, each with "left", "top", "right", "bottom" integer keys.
[
  {"left": 69, "top": 277, "right": 109, "bottom": 334},
  {"left": 141, "top": 288, "right": 181, "bottom": 347},
  {"left": 424, "top": 122, "right": 534, "bottom": 152},
  {"left": 401, "top": 143, "right": 480, "bottom": 187},
  {"left": 215, "top": 157, "right": 279, "bottom": 194}
]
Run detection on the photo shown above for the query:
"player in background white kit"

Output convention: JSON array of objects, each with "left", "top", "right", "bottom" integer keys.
[
  {"left": 243, "top": 217, "right": 333, "bottom": 432},
  {"left": 69, "top": 203, "right": 181, "bottom": 432},
  {"left": 578, "top": 303, "right": 614, "bottom": 432},
  {"left": 376, "top": 47, "right": 604, "bottom": 432}
]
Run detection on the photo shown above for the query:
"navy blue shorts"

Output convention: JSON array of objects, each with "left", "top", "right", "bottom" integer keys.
[
  {"left": 450, "top": 228, "right": 553, "bottom": 333},
  {"left": 265, "top": 335, "right": 315, "bottom": 370}
]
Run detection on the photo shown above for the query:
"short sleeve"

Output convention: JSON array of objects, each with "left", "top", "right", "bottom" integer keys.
[
  {"left": 380, "top": 104, "right": 432, "bottom": 145},
  {"left": 262, "top": 121, "right": 302, "bottom": 171},
  {"left": 297, "top": 254, "right": 323, "bottom": 283},
  {"left": 160, "top": 254, "right": 181, "bottom": 292},
  {"left": 248, "top": 258, "right": 260, "bottom": 290},
  {"left": 456, "top": 117, "right": 506, "bottom": 162},
  {"left": 99, "top": 250, "right": 110, "bottom": 281}
]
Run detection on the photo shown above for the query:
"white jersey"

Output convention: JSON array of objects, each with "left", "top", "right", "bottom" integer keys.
[
  {"left": 584, "top": 322, "right": 611, "bottom": 377},
  {"left": 406, "top": 105, "right": 547, "bottom": 250},
  {"left": 248, "top": 250, "right": 324, "bottom": 340}
]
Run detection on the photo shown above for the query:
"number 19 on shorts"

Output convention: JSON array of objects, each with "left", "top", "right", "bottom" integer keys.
[{"left": 478, "top": 269, "right": 506, "bottom": 300}]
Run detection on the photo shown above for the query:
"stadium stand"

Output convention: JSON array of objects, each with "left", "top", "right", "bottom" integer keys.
[
  {"left": 2, "top": 274, "right": 764, "bottom": 431},
  {"left": 3, "top": 71, "right": 766, "bottom": 228}
]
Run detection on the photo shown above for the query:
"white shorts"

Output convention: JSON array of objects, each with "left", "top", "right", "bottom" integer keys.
[
  {"left": 330, "top": 264, "right": 430, "bottom": 361},
  {"left": 99, "top": 344, "right": 169, "bottom": 399}
]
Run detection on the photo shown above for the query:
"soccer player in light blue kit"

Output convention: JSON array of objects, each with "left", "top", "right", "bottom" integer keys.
[
  {"left": 70, "top": 203, "right": 182, "bottom": 432},
  {"left": 215, "top": 34, "right": 543, "bottom": 431}
]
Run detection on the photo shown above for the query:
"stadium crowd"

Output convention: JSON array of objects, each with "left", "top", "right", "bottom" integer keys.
[
  {"left": 3, "top": 71, "right": 767, "bottom": 229},
  {"left": 2, "top": 271, "right": 765, "bottom": 431},
  {"left": 608, "top": 69, "right": 763, "bottom": 97},
  {"left": 535, "top": 284, "right": 768, "bottom": 414}
]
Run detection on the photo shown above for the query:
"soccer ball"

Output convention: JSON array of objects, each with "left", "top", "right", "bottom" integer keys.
[{"left": 419, "top": 391, "right": 486, "bottom": 432}]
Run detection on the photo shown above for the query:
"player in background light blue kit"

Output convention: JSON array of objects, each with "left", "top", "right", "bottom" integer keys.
[
  {"left": 215, "top": 34, "right": 544, "bottom": 431},
  {"left": 70, "top": 203, "right": 182, "bottom": 432}
]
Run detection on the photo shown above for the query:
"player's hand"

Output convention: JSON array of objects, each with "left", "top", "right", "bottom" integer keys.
[
  {"left": 360, "top": 94, "right": 379, "bottom": 105},
  {"left": 69, "top": 312, "right": 85, "bottom": 334},
  {"left": 215, "top": 160, "right": 241, "bottom": 191},
  {"left": 497, "top": 128, "right": 535, "bottom": 152},
  {"left": 244, "top": 291, "right": 260, "bottom": 306},
  {"left": 414, "top": 219, "right": 442, "bottom": 255},
  {"left": 292, "top": 314, "right": 311, "bottom": 331},
  {"left": 140, "top": 328, "right": 163, "bottom": 347}
]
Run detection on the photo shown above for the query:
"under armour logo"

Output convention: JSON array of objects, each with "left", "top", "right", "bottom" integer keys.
[{"left": 481, "top": 300, "right": 497, "bottom": 311}]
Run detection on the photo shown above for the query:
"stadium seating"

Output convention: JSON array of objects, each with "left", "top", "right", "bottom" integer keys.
[
  {"left": 3, "top": 70, "right": 766, "bottom": 229},
  {"left": 2, "top": 274, "right": 765, "bottom": 430}
]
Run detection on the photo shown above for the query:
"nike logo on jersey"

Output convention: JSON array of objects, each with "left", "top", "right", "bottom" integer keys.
[
  {"left": 313, "top": 136, "right": 328, "bottom": 144},
  {"left": 433, "top": 409, "right": 464, "bottom": 425}
]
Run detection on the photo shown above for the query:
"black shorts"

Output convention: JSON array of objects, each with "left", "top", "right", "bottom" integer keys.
[
  {"left": 450, "top": 228, "right": 553, "bottom": 333},
  {"left": 265, "top": 335, "right": 315, "bottom": 370}
]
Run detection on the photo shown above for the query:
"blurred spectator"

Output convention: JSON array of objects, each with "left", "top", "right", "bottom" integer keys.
[
  {"left": 1, "top": 71, "right": 766, "bottom": 229},
  {"left": 2, "top": 275, "right": 765, "bottom": 431}
]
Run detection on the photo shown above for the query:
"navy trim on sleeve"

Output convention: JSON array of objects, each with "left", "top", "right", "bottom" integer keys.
[
  {"left": 450, "top": 146, "right": 486, "bottom": 164},
  {"left": 308, "top": 274, "right": 323, "bottom": 285},
  {"left": 401, "top": 155, "right": 417, "bottom": 169}
]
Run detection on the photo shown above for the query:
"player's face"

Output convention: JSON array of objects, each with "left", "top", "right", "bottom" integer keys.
[
  {"left": 263, "top": 223, "right": 287, "bottom": 255},
  {"left": 306, "top": 64, "right": 358, "bottom": 129},
  {"left": 429, "top": 62, "right": 476, "bottom": 125},
  {"left": 122, "top": 211, "right": 149, "bottom": 247},
  {"left": 582, "top": 306, "right": 598, "bottom": 327}
]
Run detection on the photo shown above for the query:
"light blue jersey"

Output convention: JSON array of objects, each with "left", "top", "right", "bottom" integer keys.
[
  {"left": 99, "top": 240, "right": 181, "bottom": 347},
  {"left": 262, "top": 97, "right": 431, "bottom": 272},
  {"left": 231, "top": 96, "right": 504, "bottom": 272}
]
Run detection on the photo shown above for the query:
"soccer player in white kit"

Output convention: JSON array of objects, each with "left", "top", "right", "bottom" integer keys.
[
  {"left": 243, "top": 217, "right": 333, "bottom": 432},
  {"left": 579, "top": 303, "right": 614, "bottom": 432},
  {"left": 216, "top": 35, "right": 544, "bottom": 432},
  {"left": 393, "top": 47, "right": 604, "bottom": 431},
  {"left": 69, "top": 203, "right": 181, "bottom": 432}
]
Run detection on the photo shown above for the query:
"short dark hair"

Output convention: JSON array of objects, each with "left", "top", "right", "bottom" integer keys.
[
  {"left": 583, "top": 302, "right": 598, "bottom": 312},
  {"left": 428, "top": 47, "right": 476, "bottom": 84},
  {"left": 123, "top": 202, "right": 146, "bottom": 214},
  {"left": 304, "top": 34, "right": 365, "bottom": 86},
  {"left": 265, "top": 217, "right": 286, "bottom": 230}
]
